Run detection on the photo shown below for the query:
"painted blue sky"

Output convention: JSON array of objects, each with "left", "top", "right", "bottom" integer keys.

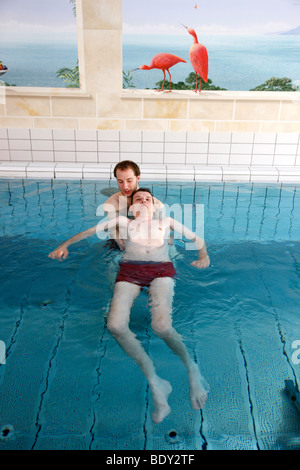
[
  {"left": 0, "top": 0, "right": 77, "bottom": 42},
  {"left": 0, "top": 0, "right": 299, "bottom": 42},
  {"left": 123, "top": 0, "right": 300, "bottom": 35}
]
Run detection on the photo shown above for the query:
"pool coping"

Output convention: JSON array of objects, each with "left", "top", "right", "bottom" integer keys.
[{"left": 1, "top": 161, "right": 300, "bottom": 183}]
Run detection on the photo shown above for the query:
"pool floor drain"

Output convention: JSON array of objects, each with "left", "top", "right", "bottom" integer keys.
[
  {"left": 165, "top": 429, "right": 183, "bottom": 444},
  {"left": 40, "top": 300, "right": 53, "bottom": 308},
  {"left": 0, "top": 424, "right": 15, "bottom": 441}
]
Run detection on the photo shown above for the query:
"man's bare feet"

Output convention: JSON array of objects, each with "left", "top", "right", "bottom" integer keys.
[
  {"left": 150, "top": 378, "right": 172, "bottom": 423},
  {"left": 189, "top": 363, "right": 209, "bottom": 410}
]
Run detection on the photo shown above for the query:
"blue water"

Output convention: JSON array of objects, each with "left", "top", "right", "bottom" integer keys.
[
  {"left": 123, "top": 34, "right": 300, "bottom": 91},
  {"left": 0, "top": 179, "right": 300, "bottom": 450}
]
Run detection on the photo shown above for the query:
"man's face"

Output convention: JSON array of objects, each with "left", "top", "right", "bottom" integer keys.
[
  {"left": 116, "top": 168, "right": 140, "bottom": 198},
  {"left": 131, "top": 191, "right": 154, "bottom": 218}
]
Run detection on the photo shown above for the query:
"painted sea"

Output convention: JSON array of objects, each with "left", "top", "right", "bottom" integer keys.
[
  {"left": 1, "top": 34, "right": 299, "bottom": 90},
  {"left": 123, "top": 34, "right": 300, "bottom": 91},
  {"left": 0, "top": 41, "right": 78, "bottom": 88}
]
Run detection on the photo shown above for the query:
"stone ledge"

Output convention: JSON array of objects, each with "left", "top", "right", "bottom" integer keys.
[
  {"left": 3, "top": 87, "right": 92, "bottom": 99},
  {"left": 121, "top": 89, "right": 300, "bottom": 102}
]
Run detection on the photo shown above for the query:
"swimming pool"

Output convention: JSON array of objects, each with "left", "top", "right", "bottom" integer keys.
[{"left": 0, "top": 179, "right": 299, "bottom": 450}]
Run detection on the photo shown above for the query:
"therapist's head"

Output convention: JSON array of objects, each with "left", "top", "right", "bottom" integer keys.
[{"left": 113, "top": 161, "right": 141, "bottom": 198}]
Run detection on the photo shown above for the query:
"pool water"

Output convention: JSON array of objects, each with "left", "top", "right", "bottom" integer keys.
[{"left": 0, "top": 179, "right": 299, "bottom": 450}]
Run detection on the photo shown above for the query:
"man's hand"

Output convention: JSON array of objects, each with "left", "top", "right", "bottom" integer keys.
[
  {"left": 116, "top": 239, "right": 125, "bottom": 251},
  {"left": 48, "top": 246, "right": 69, "bottom": 261},
  {"left": 191, "top": 255, "right": 210, "bottom": 269}
]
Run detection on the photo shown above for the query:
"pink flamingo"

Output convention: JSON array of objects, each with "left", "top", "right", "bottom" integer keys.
[
  {"left": 182, "top": 25, "right": 208, "bottom": 92},
  {"left": 133, "top": 53, "right": 186, "bottom": 92}
]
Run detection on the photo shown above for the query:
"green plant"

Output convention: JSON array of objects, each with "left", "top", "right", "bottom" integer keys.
[
  {"left": 155, "top": 72, "right": 227, "bottom": 91},
  {"left": 250, "top": 77, "right": 298, "bottom": 91},
  {"left": 123, "top": 70, "right": 136, "bottom": 88},
  {"left": 184, "top": 72, "right": 227, "bottom": 90},
  {"left": 69, "top": 0, "right": 76, "bottom": 17},
  {"left": 57, "top": 61, "right": 80, "bottom": 88}
]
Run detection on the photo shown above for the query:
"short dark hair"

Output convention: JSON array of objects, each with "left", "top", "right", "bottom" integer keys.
[
  {"left": 131, "top": 187, "right": 154, "bottom": 203},
  {"left": 113, "top": 160, "right": 141, "bottom": 178}
]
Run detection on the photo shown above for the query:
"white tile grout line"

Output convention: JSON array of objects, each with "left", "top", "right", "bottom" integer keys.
[
  {"left": 51, "top": 129, "right": 55, "bottom": 163},
  {"left": 206, "top": 133, "right": 210, "bottom": 165},
  {"left": 29, "top": 129, "right": 33, "bottom": 162},
  {"left": 74, "top": 129, "right": 78, "bottom": 163},
  {"left": 228, "top": 133, "right": 232, "bottom": 165},
  {"left": 272, "top": 133, "right": 278, "bottom": 167}
]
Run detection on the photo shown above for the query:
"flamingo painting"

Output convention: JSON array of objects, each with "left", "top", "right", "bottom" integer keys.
[
  {"left": 182, "top": 25, "right": 208, "bottom": 92},
  {"left": 133, "top": 53, "right": 186, "bottom": 92}
]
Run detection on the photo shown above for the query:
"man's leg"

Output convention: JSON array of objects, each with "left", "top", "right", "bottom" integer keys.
[
  {"left": 107, "top": 281, "right": 172, "bottom": 423},
  {"left": 149, "top": 277, "right": 209, "bottom": 410}
]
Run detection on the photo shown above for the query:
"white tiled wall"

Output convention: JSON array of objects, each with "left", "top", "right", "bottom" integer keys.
[{"left": 0, "top": 129, "right": 300, "bottom": 182}]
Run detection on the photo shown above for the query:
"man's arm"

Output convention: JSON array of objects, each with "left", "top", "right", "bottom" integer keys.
[
  {"left": 102, "top": 193, "right": 129, "bottom": 219},
  {"left": 48, "top": 217, "right": 128, "bottom": 261},
  {"left": 169, "top": 218, "right": 210, "bottom": 269},
  {"left": 48, "top": 226, "right": 98, "bottom": 261},
  {"left": 102, "top": 194, "right": 119, "bottom": 219}
]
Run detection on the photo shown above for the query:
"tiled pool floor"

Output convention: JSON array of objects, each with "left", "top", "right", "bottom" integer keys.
[{"left": 0, "top": 180, "right": 300, "bottom": 450}]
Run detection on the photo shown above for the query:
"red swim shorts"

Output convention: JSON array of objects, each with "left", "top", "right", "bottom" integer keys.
[{"left": 115, "top": 261, "right": 176, "bottom": 287}]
